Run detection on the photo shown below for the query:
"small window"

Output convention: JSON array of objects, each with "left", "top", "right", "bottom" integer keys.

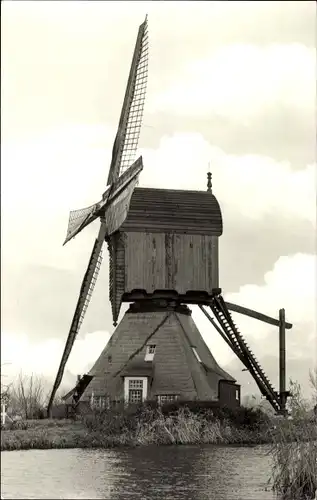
[
  {"left": 90, "top": 394, "right": 108, "bottom": 410},
  {"left": 129, "top": 379, "right": 143, "bottom": 390},
  {"left": 124, "top": 377, "right": 148, "bottom": 404},
  {"left": 129, "top": 389, "right": 142, "bottom": 403},
  {"left": 145, "top": 344, "right": 156, "bottom": 361},
  {"left": 157, "top": 394, "right": 178, "bottom": 405},
  {"left": 236, "top": 389, "right": 239, "bottom": 401},
  {"left": 129, "top": 379, "right": 144, "bottom": 403},
  {"left": 192, "top": 347, "right": 202, "bottom": 363}
]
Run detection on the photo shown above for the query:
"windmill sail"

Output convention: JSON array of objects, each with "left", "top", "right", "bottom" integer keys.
[
  {"left": 107, "top": 15, "right": 148, "bottom": 185},
  {"left": 47, "top": 224, "right": 107, "bottom": 414},
  {"left": 48, "top": 17, "right": 149, "bottom": 415},
  {"left": 63, "top": 15, "right": 148, "bottom": 245},
  {"left": 64, "top": 156, "right": 143, "bottom": 245},
  {"left": 63, "top": 198, "right": 108, "bottom": 245},
  {"left": 102, "top": 176, "right": 139, "bottom": 235},
  {"left": 48, "top": 156, "right": 144, "bottom": 412}
]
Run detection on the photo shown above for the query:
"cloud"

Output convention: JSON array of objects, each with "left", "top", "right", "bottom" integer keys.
[
  {"left": 193, "top": 253, "right": 317, "bottom": 367},
  {"left": 140, "top": 133, "right": 315, "bottom": 224},
  {"left": 1, "top": 329, "right": 110, "bottom": 387},
  {"left": 149, "top": 43, "right": 315, "bottom": 122},
  {"left": 2, "top": 123, "right": 115, "bottom": 214},
  {"left": 2, "top": 1, "right": 315, "bottom": 145},
  {"left": 226, "top": 253, "right": 316, "bottom": 326},
  {"left": 1, "top": 124, "right": 115, "bottom": 270},
  {"left": 2, "top": 129, "right": 314, "bottom": 277}
]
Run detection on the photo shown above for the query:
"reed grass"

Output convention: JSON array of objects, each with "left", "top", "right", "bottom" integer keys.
[
  {"left": 2, "top": 404, "right": 315, "bottom": 455},
  {"left": 268, "top": 418, "right": 317, "bottom": 500},
  {"left": 1, "top": 405, "right": 270, "bottom": 451},
  {"left": 268, "top": 377, "right": 317, "bottom": 500}
]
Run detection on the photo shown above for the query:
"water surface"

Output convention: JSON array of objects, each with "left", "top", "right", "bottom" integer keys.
[{"left": 1, "top": 445, "right": 276, "bottom": 499}]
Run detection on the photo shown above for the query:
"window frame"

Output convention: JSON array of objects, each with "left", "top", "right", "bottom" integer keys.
[
  {"left": 145, "top": 344, "right": 156, "bottom": 361},
  {"left": 90, "top": 393, "right": 109, "bottom": 410},
  {"left": 157, "top": 394, "right": 179, "bottom": 405},
  {"left": 124, "top": 376, "right": 148, "bottom": 403}
]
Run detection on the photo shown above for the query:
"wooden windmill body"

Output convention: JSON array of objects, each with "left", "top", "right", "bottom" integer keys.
[
  {"left": 76, "top": 185, "right": 241, "bottom": 408},
  {"left": 49, "top": 17, "right": 292, "bottom": 417}
]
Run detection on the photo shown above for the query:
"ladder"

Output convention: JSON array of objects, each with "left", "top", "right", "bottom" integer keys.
[{"left": 206, "top": 294, "right": 281, "bottom": 413}]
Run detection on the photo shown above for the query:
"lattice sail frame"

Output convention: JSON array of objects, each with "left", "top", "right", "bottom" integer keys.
[
  {"left": 117, "top": 20, "right": 149, "bottom": 177},
  {"left": 64, "top": 16, "right": 149, "bottom": 244},
  {"left": 64, "top": 201, "right": 105, "bottom": 243},
  {"left": 107, "top": 16, "right": 149, "bottom": 185},
  {"left": 64, "top": 156, "right": 143, "bottom": 245}
]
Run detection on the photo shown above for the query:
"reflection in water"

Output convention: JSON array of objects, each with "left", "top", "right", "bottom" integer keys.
[{"left": 1, "top": 445, "right": 276, "bottom": 500}]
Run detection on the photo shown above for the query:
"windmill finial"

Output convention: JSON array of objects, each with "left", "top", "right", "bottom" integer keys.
[{"left": 207, "top": 166, "right": 212, "bottom": 193}]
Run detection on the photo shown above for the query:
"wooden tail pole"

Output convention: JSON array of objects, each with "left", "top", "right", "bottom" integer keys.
[{"left": 279, "top": 308, "right": 287, "bottom": 415}]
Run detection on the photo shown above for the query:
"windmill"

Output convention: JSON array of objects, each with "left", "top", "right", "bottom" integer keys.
[{"left": 48, "top": 17, "right": 291, "bottom": 417}]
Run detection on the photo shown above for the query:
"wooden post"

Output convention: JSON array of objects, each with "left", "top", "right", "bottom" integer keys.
[
  {"left": 279, "top": 308, "right": 287, "bottom": 415},
  {"left": 1, "top": 403, "right": 6, "bottom": 425}
]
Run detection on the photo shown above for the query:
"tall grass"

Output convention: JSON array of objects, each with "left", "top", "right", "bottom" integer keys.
[
  {"left": 269, "top": 379, "right": 317, "bottom": 500},
  {"left": 3, "top": 400, "right": 315, "bottom": 455},
  {"left": 82, "top": 403, "right": 270, "bottom": 446}
]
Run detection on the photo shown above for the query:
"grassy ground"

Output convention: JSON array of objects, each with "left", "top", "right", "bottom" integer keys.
[{"left": 1, "top": 406, "right": 316, "bottom": 452}]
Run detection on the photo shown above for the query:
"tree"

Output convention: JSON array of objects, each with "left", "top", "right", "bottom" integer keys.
[
  {"left": 309, "top": 367, "right": 317, "bottom": 399},
  {"left": 10, "top": 372, "right": 46, "bottom": 419},
  {"left": 308, "top": 367, "right": 317, "bottom": 417},
  {"left": 242, "top": 393, "right": 275, "bottom": 416}
]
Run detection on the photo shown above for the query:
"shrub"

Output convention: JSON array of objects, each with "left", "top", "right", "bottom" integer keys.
[{"left": 269, "top": 377, "right": 317, "bottom": 500}]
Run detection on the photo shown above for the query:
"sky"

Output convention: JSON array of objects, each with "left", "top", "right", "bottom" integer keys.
[{"left": 1, "top": 1, "right": 316, "bottom": 399}]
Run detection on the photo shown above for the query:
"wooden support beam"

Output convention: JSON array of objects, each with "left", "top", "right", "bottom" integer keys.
[
  {"left": 279, "top": 308, "right": 288, "bottom": 415},
  {"left": 225, "top": 302, "right": 293, "bottom": 329}
]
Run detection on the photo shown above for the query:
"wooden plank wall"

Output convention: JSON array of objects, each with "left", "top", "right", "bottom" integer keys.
[{"left": 124, "top": 232, "right": 219, "bottom": 294}]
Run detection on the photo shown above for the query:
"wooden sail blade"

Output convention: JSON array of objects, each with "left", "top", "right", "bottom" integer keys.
[
  {"left": 63, "top": 204, "right": 100, "bottom": 245},
  {"left": 47, "top": 223, "right": 107, "bottom": 416},
  {"left": 107, "top": 16, "right": 148, "bottom": 186},
  {"left": 64, "top": 157, "right": 143, "bottom": 245},
  {"left": 103, "top": 176, "right": 139, "bottom": 236},
  {"left": 106, "top": 156, "right": 143, "bottom": 202},
  {"left": 63, "top": 188, "right": 110, "bottom": 245},
  {"left": 102, "top": 156, "right": 143, "bottom": 235}
]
